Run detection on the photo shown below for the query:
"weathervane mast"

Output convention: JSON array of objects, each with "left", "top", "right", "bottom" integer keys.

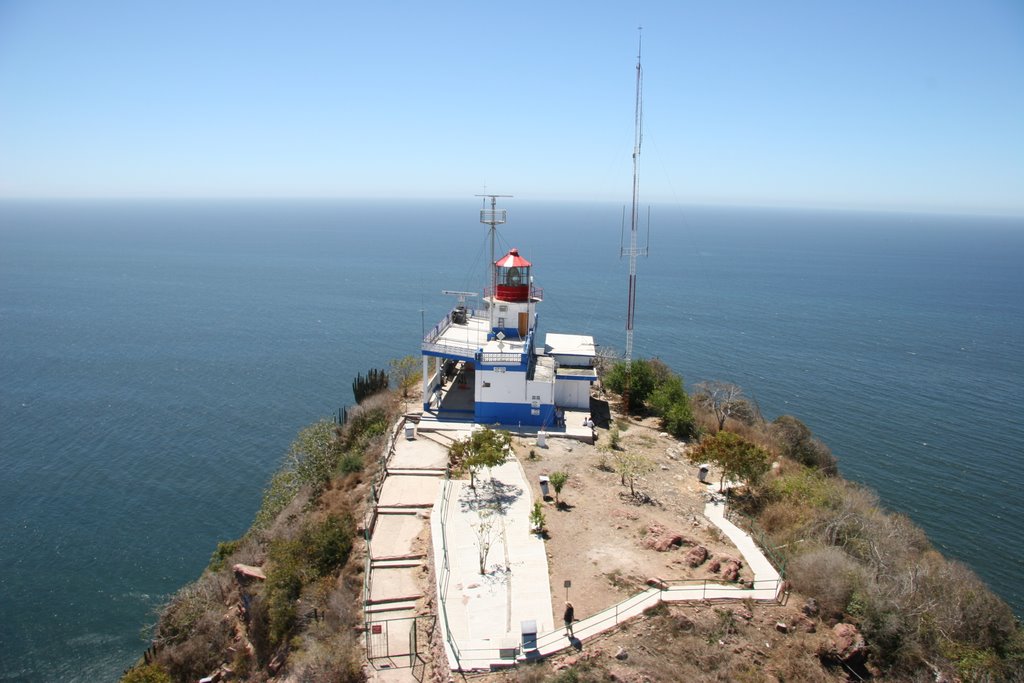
[{"left": 622, "top": 28, "right": 648, "bottom": 361}]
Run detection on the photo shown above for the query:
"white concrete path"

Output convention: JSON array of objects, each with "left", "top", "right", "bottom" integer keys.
[{"left": 431, "top": 458, "right": 554, "bottom": 672}]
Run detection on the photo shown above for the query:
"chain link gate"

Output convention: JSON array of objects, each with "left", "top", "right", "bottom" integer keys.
[{"left": 366, "top": 615, "right": 433, "bottom": 673}]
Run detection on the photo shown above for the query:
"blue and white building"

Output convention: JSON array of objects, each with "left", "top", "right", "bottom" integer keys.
[{"left": 420, "top": 210, "right": 596, "bottom": 428}]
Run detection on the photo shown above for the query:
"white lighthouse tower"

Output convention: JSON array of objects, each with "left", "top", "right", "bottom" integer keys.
[
  {"left": 486, "top": 248, "right": 538, "bottom": 340},
  {"left": 420, "top": 199, "right": 596, "bottom": 429}
]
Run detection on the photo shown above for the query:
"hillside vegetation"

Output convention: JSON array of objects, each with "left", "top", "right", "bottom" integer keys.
[
  {"left": 127, "top": 359, "right": 1023, "bottom": 682},
  {"left": 591, "top": 358, "right": 1024, "bottom": 682},
  {"left": 124, "top": 389, "right": 396, "bottom": 682}
]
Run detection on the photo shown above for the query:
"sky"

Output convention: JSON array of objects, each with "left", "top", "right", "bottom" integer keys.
[{"left": 1, "top": 1, "right": 1022, "bottom": 214}]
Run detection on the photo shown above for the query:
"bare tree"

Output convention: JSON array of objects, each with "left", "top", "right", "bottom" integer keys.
[
  {"left": 472, "top": 510, "right": 498, "bottom": 574},
  {"left": 611, "top": 451, "right": 654, "bottom": 498},
  {"left": 694, "top": 381, "right": 749, "bottom": 431}
]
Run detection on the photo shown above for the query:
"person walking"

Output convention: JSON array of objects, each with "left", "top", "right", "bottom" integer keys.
[{"left": 563, "top": 601, "right": 575, "bottom": 637}]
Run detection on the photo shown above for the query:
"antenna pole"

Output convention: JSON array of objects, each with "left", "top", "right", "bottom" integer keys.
[
  {"left": 475, "top": 193, "right": 512, "bottom": 330},
  {"left": 621, "top": 28, "right": 647, "bottom": 361}
]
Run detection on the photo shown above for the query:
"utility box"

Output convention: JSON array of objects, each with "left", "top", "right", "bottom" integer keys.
[
  {"left": 521, "top": 619, "right": 538, "bottom": 651},
  {"left": 499, "top": 636, "right": 519, "bottom": 659},
  {"left": 404, "top": 424, "right": 416, "bottom": 440},
  {"left": 539, "top": 475, "right": 550, "bottom": 498},
  {"left": 698, "top": 464, "right": 710, "bottom": 483}
]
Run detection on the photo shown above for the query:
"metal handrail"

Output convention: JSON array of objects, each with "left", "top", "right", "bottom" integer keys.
[
  {"left": 724, "top": 506, "right": 788, "bottom": 578},
  {"left": 363, "top": 417, "right": 407, "bottom": 624},
  {"left": 436, "top": 474, "right": 463, "bottom": 667}
]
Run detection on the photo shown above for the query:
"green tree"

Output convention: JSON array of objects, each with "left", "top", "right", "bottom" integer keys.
[
  {"left": 449, "top": 427, "right": 511, "bottom": 489},
  {"left": 388, "top": 355, "right": 420, "bottom": 398},
  {"left": 287, "top": 419, "right": 344, "bottom": 492},
  {"left": 121, "top": 664, "right": 172, "bottom": 683},
  {"left": 549, "top": 470, "right": 569, "bottom": 506},
  {"left": 529, "top": 501, "right": 546, "bottom": 534},
  {"left": 689, "top": 430, "right": 771, "bottom": 492},
  {"left": 604, "top": 359, "right": 657, "bottom": 413},
  {"left": 771, "top": 415, "right": 838, "bottom": 474},
  {"left": 649, "top": 374, "right": 697, "bottom": 439}
]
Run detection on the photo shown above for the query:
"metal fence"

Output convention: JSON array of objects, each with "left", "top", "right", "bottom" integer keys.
[
  {"left": 362, "top": 416, "right": 414, "bottom": 659},
  {"left": 724, "top": 506, "right": 789, "bottom": 578},
  {"left": 435, "top": 475, "right": 464, "bottom": 669}
]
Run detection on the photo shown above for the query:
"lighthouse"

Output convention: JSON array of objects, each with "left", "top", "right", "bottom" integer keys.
[
  {"left": 420, "top": 199, "right": 597, "bottom": 429},
  {"left": 487, "top": 248, "right": 540, "bottom": 340}
]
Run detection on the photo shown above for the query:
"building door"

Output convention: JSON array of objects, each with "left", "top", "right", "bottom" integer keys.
[{"left": 518, "top": 312, "right": 528, "bottom": 337}]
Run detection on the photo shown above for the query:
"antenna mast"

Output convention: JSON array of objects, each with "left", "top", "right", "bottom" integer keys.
[
  {"left": 621, "top": 29, "right": 648, "bottom": 361},
  {"left": 476, "top": 193, "right": 512, "bottom": 329}
]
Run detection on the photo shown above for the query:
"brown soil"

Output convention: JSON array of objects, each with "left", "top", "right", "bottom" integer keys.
[
  {"left": 515, "top": 413, "right": 754, "bottom": 626},
  {"left": 460, "top": 412, "right": 835, "bottom": 682}
]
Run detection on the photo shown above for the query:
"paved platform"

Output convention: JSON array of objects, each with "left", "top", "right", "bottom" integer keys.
[
  {"left": 387, "top": 436, "right": 449, "bottom": 469},
  {"left": 377, "top": 475, "right": 441, "bottom": 507},
  {"left": 431, "top": 459, "right": 554, "bottom": 672},
  {"left": 371, "top": 514, "right": 429, "bottom": 558}
]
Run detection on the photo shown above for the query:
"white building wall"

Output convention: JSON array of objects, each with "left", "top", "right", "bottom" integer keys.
[
  {"left": 525, "top": 378, "right": 554, "bottom": 405},
  {"left": 554, "top": 379, "right": 590, "bottom": 409},
  {"left": 476, "top": 369, "right": 526, "bottom": 404}
]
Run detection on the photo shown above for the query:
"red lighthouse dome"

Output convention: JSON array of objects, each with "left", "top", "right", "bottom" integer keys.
[{"left": 494, "top": 248, "right": 532, "bottom": 302}]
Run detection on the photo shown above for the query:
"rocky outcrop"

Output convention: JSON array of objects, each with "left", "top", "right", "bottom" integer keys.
[
  {"left": 682, "top": 545, "right": 708, "bottom": 567},
  {"left": 720, "top": 558, "right": 743, "bottom": 582},
  {"left": 819, "top": 622, "right": 868, "bottom": 667},
  {"left": 642, "top": 524, "right": 691, "bottom": 552}
]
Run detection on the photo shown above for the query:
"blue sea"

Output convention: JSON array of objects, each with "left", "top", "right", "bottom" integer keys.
[{"left": 1, "top": 200, "right": 1022, "bottom": 680}]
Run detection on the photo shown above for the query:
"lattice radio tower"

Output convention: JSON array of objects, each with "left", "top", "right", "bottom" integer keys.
[{"left": 621, "top": 29, "right": 649, "bottom": 361}]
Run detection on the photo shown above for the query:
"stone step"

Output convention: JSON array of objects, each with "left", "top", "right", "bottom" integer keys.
[
  {"left": 371, "top": 552, "right": 426, "bottom": 561},
  {"left": 366, "top": 602, "right": 417, "bottom": 618},
  {"left": 366, "top": 593, "right": 423, "bottom": 605},
  {"left": 386, "top": 467, "right": 446, "bottom": 477},
  {"left": 374, "top": 504, "right": 432, "bottom": 515},
  {"left": 371, "top": 558, "right": 424, "bottom": 569},
  {"left": 364, "top": 593, "right": 422, "bottom": 613}
]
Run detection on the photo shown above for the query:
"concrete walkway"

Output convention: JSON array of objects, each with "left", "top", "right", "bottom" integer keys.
[
  {"left": 364, "top": 424, "right": 448, "bottom": 680},
  {"left": 431, "top": 458, "right": 554, "bottom": 672}
]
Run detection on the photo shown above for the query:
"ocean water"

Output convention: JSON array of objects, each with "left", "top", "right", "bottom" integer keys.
[{"left": 0, "top": 199, "right": 1021, "bottom": 680}]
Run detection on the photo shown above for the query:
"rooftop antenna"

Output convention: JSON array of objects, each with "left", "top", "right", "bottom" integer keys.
[
  {"left": 620, "top": 27, "right": 649, "bottom": 361},
  {"left": 475, "top": 193, "right": 512, "bottom": 329}
]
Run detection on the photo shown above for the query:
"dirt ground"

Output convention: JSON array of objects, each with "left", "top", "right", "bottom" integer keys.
[{"left": 514, "top": 412, "right": 755, "bottom": 626}]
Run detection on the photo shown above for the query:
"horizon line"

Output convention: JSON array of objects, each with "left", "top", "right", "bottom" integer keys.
[{"left": 1, "top": 195, "right": 1022, "bottom": 219}]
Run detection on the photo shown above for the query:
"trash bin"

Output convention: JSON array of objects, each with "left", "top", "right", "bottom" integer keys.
[
  {"left": 404, "top": 424, "right": 416, "bottom": 440},
  {"left": 537, "top": 430, "right": 548, "bottom": 448},
  {"left": 698, "top": 464, "right": 710, "bottom": 483},
  {"left": 521, "top": 619, "right": 538, "bottom": 651},
  {"left": 539, "top": 475, "right": 550, "bottom": 498}
]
